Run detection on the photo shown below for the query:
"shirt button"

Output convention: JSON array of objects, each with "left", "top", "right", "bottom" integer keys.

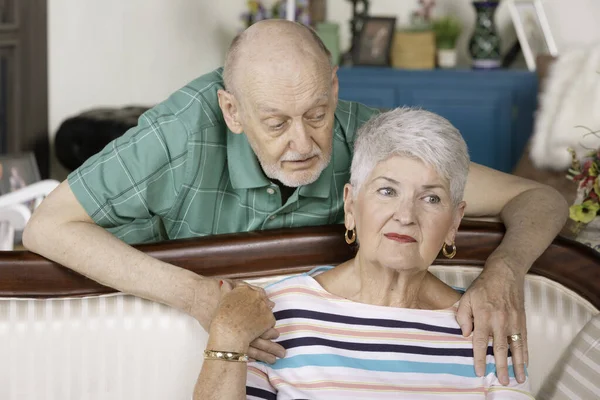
[
  {"left": 269, "top": 215, "right": 276, "bottom": 220},
  {"left": 267, "top": 188, "right": 275, "bottom": 195}
]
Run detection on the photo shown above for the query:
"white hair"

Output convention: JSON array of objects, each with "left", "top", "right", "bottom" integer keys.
[{"left": 350, "top": 107, "right": 470, "bottom": 205}]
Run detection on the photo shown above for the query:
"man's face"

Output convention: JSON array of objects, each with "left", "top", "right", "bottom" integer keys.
[{"left": 237, "top": 66, "right": 338, "bottom": 187}]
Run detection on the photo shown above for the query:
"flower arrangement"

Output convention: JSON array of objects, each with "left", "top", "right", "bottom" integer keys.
[
  {"left": 241, "top": 1, "right": 269, "bottom": 28},
  {"left": 566, "top": 146, "right": 600, "bottom": 227},
  {"left": 240, "top": 0, "right": 310, "bottom": 29},
  {"left": 410, "top": 0, "right": 436, "bottom": 30}
]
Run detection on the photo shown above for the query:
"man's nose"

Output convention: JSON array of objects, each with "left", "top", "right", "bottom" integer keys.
[{"left": 289, "top": 121, "right": 313, "bottom": 155}]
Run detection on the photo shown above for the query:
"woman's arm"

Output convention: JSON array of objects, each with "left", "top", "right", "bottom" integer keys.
[
  {"left": 193, "top": 285, "right": 276, "bottom": 400},
  {"left": 194, "top": 335, "right": 248, "bottom": 400}
]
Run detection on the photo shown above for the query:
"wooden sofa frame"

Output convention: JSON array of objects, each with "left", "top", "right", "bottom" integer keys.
[{"left": 1, "top": 221, "right": 599, "bottom": 310}]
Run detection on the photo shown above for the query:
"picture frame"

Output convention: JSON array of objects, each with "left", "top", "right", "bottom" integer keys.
[
  {"left": 353, "top": 16, "right": 397, "bottom": 66},
  {"left": 0, "top": 152, "right": 40, "bottom": 197},
  {"left": 508, "top": 0, "right": 558, "bottom": 71}
]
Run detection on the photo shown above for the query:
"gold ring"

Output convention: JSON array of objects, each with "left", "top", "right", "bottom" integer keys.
[{"left": 508, "top": 333, "right": 522, "bottom": 343}]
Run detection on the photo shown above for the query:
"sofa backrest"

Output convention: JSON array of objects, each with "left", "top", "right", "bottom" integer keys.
[{"left": 1, "top": 222, "right": 599, "bottom": 399}]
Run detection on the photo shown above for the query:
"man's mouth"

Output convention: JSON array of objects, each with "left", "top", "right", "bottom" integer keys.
[{"left": 283, "top": 156, "right": 317, "bottom": 168}]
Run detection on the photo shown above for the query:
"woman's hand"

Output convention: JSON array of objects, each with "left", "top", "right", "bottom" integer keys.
[{"left": 207, "top": 284, "right": 277, "bottom": 354}]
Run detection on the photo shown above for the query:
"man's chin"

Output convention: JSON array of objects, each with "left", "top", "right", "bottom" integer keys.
[{"left": 277, "top": 170, "right": 321, "bottom": 187}]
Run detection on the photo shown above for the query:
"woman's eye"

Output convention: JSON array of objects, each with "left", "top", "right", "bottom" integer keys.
[
  {"left": 378, "top": 187, "right": 396, "bottom": 196},
  {"left": 425, "top": 195, "right": 441, "bottom": 204}
]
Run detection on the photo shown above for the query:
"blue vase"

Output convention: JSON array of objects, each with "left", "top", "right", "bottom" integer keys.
[{"left": 469, "top": 1, "right": 501, "bottom": 69}]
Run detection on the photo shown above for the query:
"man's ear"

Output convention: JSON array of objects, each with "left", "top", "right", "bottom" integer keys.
[
  {"left": 343, "top": 183, "right": 355, "bottom": 230},
  {"left": 217, "top": 89, "right": 243, "bottom": 134},
  {"left": 331, "top": 66, "right": 339, "bottom": 108}
]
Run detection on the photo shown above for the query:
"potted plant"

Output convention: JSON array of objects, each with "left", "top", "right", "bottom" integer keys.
[{"left": 432, "top": 16, "right": 462, "bottom": 68}]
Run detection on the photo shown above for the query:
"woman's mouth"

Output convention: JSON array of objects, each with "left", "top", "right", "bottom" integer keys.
[{"left": 384, "top": 233, "right": 417, "bottom": 243}]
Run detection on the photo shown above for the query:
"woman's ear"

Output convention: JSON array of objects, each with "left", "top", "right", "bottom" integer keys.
[
  {"left": 445, "top": 201, "right": 466, "bottom": 244},
  {"left": 217, "top": 89, "right": 243, "bottom": 134},
  {"left": 343, "top": 184, "right": 355, "bottom": 230}
]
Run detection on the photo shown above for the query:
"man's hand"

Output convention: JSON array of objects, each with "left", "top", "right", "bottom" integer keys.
[
  {"left": 456, "top": 257, "right": 528, "bottom": 386},
  {"left": 196, "top": 279, "right": 286, "bottom": 364}
]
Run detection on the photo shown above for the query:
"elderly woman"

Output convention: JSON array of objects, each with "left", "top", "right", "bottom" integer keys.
[{"left": 194, "top": 108, "right": 532, "bottom": 399}]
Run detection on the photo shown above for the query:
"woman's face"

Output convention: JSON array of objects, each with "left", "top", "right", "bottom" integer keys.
[{"left": 345, "top": 156, "right": 465, "bottom": 272}]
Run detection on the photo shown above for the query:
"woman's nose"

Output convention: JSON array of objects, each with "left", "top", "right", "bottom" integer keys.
[{"left": 393, "top": 202, "right": 416, "bottom": 225}]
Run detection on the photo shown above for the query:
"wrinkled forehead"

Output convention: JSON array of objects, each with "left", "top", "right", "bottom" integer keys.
[{"left": 240, "top": 61, "right": 332, "bottom": 112}]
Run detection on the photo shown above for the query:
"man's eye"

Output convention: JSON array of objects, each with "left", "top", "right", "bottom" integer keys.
[
  {"left": 425, "top": 195, "right": 441, "bottom": 204},
  {"left": 310, "top": 114, "right": 325, "bottom": 121},
  {"left": 269, "top": 122, "right": 285, "bottom": 130},
  {"left": 378, "top": 187, "right": 396, "bottom": 196}
]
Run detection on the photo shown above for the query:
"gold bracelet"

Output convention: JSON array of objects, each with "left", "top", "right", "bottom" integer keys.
[{"left": 203, "top": 349, "right": 249, "bottom": 362}]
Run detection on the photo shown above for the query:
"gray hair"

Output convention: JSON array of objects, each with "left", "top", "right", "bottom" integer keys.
[{"left": 350, "top": 107, "right": 470, "bottom": 205}]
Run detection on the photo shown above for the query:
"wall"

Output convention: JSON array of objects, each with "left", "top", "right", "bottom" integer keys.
[
  {"left": 48, "top": 0, "right": 600, "bottom": 180},
  {"left": 48, "top": 0, "right": 242, "bottom": 179}
]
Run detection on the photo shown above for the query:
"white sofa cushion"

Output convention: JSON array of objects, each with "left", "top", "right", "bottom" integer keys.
[{"left": 0, "top": 265, "right": 597, "bottom": 399}]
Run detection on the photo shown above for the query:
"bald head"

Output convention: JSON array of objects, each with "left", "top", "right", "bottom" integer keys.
[{"left": 223, "top": 20, "right": 332, "bottom": 98}]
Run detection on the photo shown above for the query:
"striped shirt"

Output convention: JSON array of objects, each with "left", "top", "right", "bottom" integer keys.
[
  {"left": 246, "top": 268, "right": 533, "bottom": 399},
  {"left": 68, "top": 68, "right": 378, "bottom": 244}
]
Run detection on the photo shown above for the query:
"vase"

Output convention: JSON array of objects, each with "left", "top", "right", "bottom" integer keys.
[
  {"left": 468, "top": 1, "right": 501, "bottom": 69},
  {"left": 391, "top": 30, "right": 436, "bottom": 70}
]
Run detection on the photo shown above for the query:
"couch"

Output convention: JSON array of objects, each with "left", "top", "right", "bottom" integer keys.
[{"left": 1, "top": 221, "right": 598, "bottom": 399}]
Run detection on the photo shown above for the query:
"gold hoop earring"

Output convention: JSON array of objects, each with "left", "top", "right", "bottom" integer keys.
[
  {"left": 442, "top": 242, "right": 456, "bottom": 259},
  {"left": 345, "top": 229, "right": 356, "bottom": 245}
]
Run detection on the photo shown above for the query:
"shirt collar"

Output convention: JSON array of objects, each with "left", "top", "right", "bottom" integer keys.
[
  {"left": 298, "top": 152, "right": 335, "bottom": 199},
  {"left": 227, "top": 128, "right": 271, "bottom": 189}
]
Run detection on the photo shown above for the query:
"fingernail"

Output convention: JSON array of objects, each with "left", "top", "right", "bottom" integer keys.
[{"left": 518, "top": 373, "right": 526, "bottom": 382}]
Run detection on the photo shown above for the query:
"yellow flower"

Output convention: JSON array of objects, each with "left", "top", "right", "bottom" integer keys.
[
  {"left": 590, "top": 162, "right": 600, "bottom": 177},
  {"left": 595, "top": 179, "right": 600, "bottom": 197},
  {"left": 569, "top": 200, "right": 600, "bottom": 223}
]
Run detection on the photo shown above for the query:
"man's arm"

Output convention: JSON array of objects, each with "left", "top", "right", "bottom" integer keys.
[
  {"left": 457, "top": 162, "right": 569, "bottom": 385},
  {"left": 23, "top": 181, "right": 221, "bottom": 328},
  {"left": 462, "top": 162, "right": 568, "bottom": 263}
]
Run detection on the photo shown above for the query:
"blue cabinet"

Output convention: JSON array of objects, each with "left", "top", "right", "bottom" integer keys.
[{"left": 337, "top": 67, "right": 538, "bottom": 173}]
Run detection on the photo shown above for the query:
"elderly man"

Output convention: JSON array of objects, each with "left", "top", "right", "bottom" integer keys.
[{"left": 24, "top": 20, "right": 567, "bottom": 386}]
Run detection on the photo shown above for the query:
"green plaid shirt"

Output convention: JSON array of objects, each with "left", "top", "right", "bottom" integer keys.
[{"left": 68, "top": 68, "right": 378, "bottom": 244}]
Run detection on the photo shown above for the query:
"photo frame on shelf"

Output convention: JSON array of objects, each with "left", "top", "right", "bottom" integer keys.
[
  {"left": 352, "top": 16, "right": 396, "bottom": 66},
  {"left": 508, "top": 0, "right": 558, "bottom": 71}
]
